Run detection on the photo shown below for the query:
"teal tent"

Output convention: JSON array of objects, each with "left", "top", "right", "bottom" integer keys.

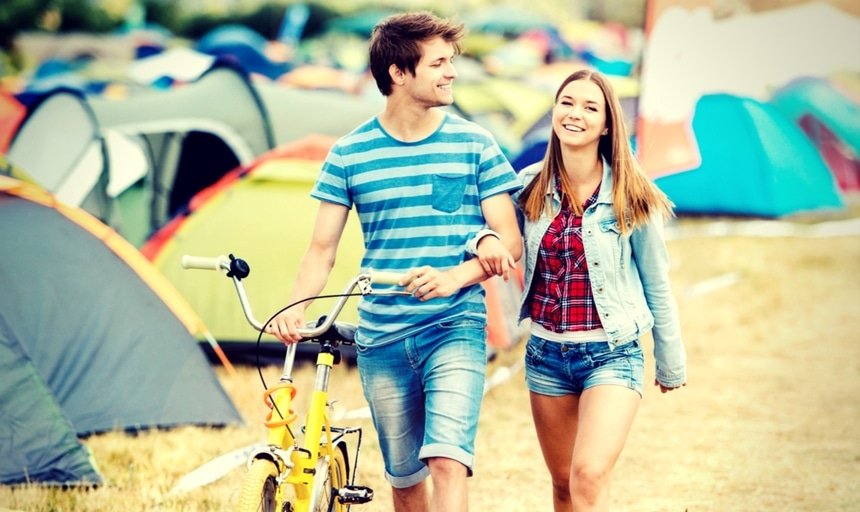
[
  {"left": 770, "top": 77, "right": 860, "bottom": 154},
  {"left": 325, "top": 9, "right": 398, "bottom": 37},
  {"left": 462, "top": 6, "right": 554, "bottom": 36},
  {"left": 653, "top": 93, "right": 844, "bottom": 217},
  {"left": 770, "top": 77, "right": 860, "bottom": 191},
  {"left": 1, "top": 341, "right": 103, "bottom": 485}
]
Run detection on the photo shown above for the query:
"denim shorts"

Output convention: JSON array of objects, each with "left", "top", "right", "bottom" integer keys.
[
  {"left": 524, "top": 335, "right": 644, "bottom": 398},
  {"left": 355, "top": 318, "right": 487, "bottom": 488}
]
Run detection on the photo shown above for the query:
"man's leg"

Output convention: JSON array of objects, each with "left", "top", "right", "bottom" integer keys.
[
  {"left": 393, "top": 480, "right": 430, "bottom": 512},
  {"left": 417, "top": 318, "right": 488, "bottom": 512},
  {"left": 428, "top": 457, "right": 469, "bottom": 511},
  {"left": 356, "top": 338, "right": 432, "bottom": 511}
]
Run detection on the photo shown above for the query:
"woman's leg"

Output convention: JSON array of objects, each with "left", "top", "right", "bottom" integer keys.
[
  {"left": 530, "top": 392, "right": 580, "bottom": 512},
  {"left": 570, "top": 385, "right": 640, "bottom": 511}
]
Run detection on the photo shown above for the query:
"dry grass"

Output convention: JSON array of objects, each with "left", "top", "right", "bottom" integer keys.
[{"left": 2, "top": 225, "right": 859, "bottom": 511}]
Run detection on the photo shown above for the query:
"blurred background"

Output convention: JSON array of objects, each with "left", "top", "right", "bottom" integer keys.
[{"left": 0, "top": 0, "right": 858, "bottom": 490}]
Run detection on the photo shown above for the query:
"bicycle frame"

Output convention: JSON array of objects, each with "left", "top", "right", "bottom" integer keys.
[
  {"left": 182, "top": 254, "right": 404, "bottom": 512},
  {"left": 255, "top": 343, "right": 338, "bottom": 510}
]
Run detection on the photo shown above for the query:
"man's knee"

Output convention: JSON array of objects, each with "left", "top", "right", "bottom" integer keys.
[{"left": 426, "top": 457, "right": 468, "bottom": 480}]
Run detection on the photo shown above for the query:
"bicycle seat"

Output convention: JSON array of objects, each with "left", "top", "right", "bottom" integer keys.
[
  {"left": 307, "top": 315, "right": 357, "bottom": 345},
  {"left": 333, "top": 322, "right": 357, "bottom": 344}
]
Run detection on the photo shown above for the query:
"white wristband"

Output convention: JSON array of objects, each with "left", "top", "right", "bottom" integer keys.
[{"left": 466, "top": 229, "right": 501, "bottom": 255}]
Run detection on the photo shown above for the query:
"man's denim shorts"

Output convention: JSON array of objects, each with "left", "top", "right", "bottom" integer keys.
[
  {"left": 355, "top": 318, "right": 487, "bottom": 488},
  {"left": 524, "top": 334, "right": 644, "bottom": 398}
]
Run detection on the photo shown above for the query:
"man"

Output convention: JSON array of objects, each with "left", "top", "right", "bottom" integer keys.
[{"left": 266, "top": 11, "right": 521, "bottom": 512}]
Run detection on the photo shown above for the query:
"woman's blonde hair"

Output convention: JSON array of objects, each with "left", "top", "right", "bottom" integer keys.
[{"left": 518, "top": 69, "right": 673, "bottom": 232}]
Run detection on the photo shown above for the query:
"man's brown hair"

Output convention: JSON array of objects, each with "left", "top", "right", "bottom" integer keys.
[{"left": 369, "top": 11, "right": 464, "bottom": 96}]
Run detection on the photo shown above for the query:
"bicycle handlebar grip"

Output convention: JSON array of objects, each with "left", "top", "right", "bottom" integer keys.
[
  {"left": 369, "top": 270, "right": 404, "bottom": 286},
  {"left": 181, "top": 255, "right": 226, "bottom": 271}
]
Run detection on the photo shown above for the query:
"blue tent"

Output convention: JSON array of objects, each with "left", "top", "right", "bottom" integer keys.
[
  {"left": 511, "top": 125, "right": 551, "bottom": 172},
  {"left": 653, "top": 94, "right": 844, "bottom": 217},
  {"left": 196, "top": 24, "right": 292, "bottom": 79}
]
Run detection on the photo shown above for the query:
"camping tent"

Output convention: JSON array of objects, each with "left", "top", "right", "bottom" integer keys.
[
  {"left": 255, "top": 82, "right": 385, "bottom": 146},
  {"left": 5, "top": 87, "right": 113, "bottom": 220},
  {"left": 1, "top": 340, "right": 103, "bottom": 485},
  {"left": 0, "top": 176, "right": 242, "bottom": 485},
  {"left": 196, "top": 24, "right": 292, "bottom": 80},
  {"left": 5, "top": 63, "right": 275, "bottom": 246},
  {"left": 770, "top": 77, "right": 860, "bottom": 191},
  {"left": 128, "top": 46, "right": 216, "bottom": 86},
  {"left": 463, "top": 6, "right": 555, "bottom": 36},
  {"left": 0, "top": 90, "right": 26, "bottom": 152},
  {"left": 453, "top": 77, "right": 554, "bottom": 158},
  {"left": 324, "top": 9, "right": 399, "bottom": 38},
  {"left": 88, "top": 62, "right": 275, "bottom": 231},
  {"left": 636, "top": 1, "right": 860, "bottom": 178},
  {"left": 653, "top": 93, "right": 844, "bottom": 217},
  {"left": 141, "top": 152, "right": 366, "bottom": 359}
]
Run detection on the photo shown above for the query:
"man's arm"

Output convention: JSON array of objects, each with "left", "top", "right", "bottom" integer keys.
[
  {"left": 266, "top": 201, "right": 350, "bottom": 343},
  {"left": 402, "top": 193, "right": 522, "bottom": 300}
]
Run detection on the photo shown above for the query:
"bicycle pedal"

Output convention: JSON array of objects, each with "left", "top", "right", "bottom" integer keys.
[{"left": 337, "top": 485, "right": 374, "bottom": 504}]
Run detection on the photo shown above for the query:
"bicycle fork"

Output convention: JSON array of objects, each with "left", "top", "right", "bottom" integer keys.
[{"left": 308, "top": 349, "right": 374, "bottom": 509}]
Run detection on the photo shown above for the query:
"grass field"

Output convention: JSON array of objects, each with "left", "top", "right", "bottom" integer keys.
[{"left": 2, "top": 216, "right": 859, "bottom": 511}]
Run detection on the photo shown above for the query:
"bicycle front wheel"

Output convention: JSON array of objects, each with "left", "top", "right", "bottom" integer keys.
[
  {"left": 237, "top": 458, "right": 279, "bottom": 512},
  {"left": 311, "top": 442, "right": 349, "bottom": 512}
]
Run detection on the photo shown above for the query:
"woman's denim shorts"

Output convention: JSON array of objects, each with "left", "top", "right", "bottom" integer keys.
[{"left": 524, "top": 334, "right": 644, "bottom": 398}]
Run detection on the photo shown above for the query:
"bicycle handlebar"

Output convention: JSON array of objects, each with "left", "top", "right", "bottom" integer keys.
[
  {"left": 365, "top": 271, "right": 404, "bottom": 286},
  {"left": 181, "top": 254, "right": 406, "bottom": 338},
  {"left": 181, "top": 254, "right": 225, "bottom": 271}
]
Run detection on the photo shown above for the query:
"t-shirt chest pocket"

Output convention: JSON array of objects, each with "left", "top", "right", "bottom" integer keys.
[{"left": 431, "top": 173, "right": 468, "bottom": 213}]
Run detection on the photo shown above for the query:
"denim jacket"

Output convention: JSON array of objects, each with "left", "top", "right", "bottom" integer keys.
[{"left": 515, "top": 162, "right": 687, "bottom": 387}]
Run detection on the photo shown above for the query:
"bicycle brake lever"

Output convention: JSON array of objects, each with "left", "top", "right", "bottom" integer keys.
[{"left": 357, "top": 275, "right": 373, "bottom": 295}]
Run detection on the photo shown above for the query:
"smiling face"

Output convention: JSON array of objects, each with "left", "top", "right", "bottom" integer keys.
[
  {"left": 552, "top": 78, "right": 608, "bottom": 149},
  {"left": 399, "top": 36, "right": 458, "bottom": 108}
]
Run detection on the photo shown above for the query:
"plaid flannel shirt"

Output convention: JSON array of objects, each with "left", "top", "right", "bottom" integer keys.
[{"left": 530, "top": 185, "right": 602, "bottom": 333}]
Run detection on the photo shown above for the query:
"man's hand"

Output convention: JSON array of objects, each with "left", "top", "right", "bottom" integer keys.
[
  {"left": 475, "top": 235, "right": 516, "bottom": 281},
  {"left": 401, "top": 266, "right": 463, "bottom": 301},
  {"left": 266, "top": 309, "right": 306, "bottom": 344}
]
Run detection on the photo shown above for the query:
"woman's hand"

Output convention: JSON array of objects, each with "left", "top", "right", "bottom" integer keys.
[
  {"left": 475, "top": 235, "right": 516, "bottom": 281},
  {"left": 655, "top": 379, "right": 686, "bottom": 393}
]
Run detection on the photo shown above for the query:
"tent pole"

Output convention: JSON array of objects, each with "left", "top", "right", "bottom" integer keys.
[{"left": 203, "top": 330, "right": 237, "bottom": 377}]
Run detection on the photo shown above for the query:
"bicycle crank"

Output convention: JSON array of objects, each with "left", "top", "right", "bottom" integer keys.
[{"left": 337, "top": 485, "right": 374, "bottom": 505}]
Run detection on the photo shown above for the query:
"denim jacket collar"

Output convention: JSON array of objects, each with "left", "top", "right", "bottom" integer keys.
[{"left": 527, "top": 160, "right": 614, "bottom": 213}]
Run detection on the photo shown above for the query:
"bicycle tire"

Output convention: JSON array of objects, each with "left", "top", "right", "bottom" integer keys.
[
  {"left": 237, "top": 458, "right": 279, "bottom": 512},
  {"left": 311, "top": 442, "right": 350, "bottom": 512}
]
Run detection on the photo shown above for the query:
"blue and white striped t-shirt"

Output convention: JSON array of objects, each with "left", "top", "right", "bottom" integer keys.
[{"left": 311, "top": 111, "right": 521, "bottom": 346}]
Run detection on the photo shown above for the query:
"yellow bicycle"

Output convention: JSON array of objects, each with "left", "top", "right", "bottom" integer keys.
[{"left": 182, "top": 253, "right": 404, "bottom": 512}]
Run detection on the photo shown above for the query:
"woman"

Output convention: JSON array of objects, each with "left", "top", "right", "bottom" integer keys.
[{"left": 478, "top": 69, "right": 687, "bottom": 511}]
